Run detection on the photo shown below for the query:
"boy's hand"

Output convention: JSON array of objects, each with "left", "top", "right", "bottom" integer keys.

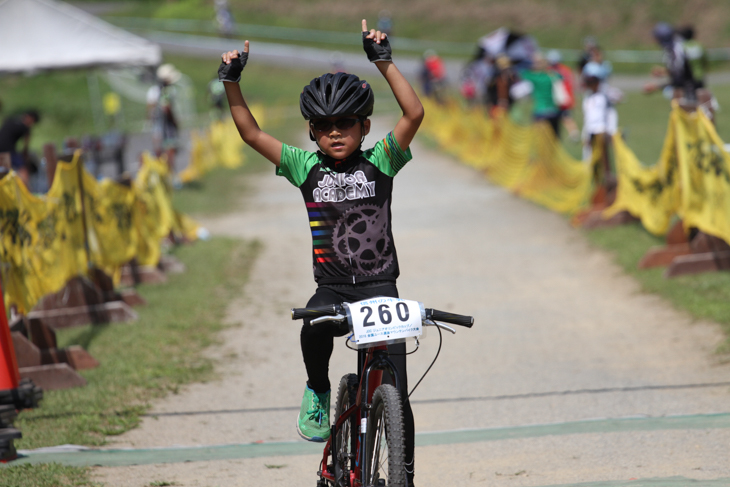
[
  {"left": 362, "top": 20, "right": 392, "bottom": 63},
  {"left": 218, "top": 41, "right": 249, "bottom": 83}
]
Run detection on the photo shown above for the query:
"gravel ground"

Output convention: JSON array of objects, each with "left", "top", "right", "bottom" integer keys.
[{"left": 94, "top": 118, "right": 730, "bottom": 486}]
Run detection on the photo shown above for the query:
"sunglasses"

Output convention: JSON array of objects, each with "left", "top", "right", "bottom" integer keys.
[{"left": 310, "top": 118, "right": 361, "bottom": 133}]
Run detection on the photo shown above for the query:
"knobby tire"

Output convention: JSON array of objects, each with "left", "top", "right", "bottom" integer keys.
[
  {"left": 333, "top": 373, "right": 358, "bottom": 487},
  {"left": 364, "top": 384, "right": 406, "bottom": 487}
]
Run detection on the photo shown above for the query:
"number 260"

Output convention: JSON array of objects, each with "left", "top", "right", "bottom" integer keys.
[{"left": 361, "top": 302, "right": 409, "bottom": 327}]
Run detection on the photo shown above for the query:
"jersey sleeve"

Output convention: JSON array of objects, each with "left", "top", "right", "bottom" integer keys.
[
  {"left": 362, "top": 131, "right": 413, "bottom": 177},
  {"left": 276, "top": 144, "right": 320, "bottom": 187}
]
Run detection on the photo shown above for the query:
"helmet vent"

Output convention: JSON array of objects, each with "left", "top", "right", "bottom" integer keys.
[{"left": 300, "top": 73, "right": 375, "bottom": 120}]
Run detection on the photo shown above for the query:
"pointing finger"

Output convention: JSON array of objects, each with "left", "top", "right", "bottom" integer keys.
[
  {"left": 362, "top": 19, "right": 368, "bottom": 32},
  {"left": 243, "top": 40, "right": 249, "bottom": 53}
]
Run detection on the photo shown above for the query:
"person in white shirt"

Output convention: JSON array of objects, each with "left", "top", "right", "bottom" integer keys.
[{"left": 582, "top": 62, "right": 618, "bottom": 186}]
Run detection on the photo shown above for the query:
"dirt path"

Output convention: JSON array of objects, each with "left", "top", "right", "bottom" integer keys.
[{"left": 94, "top": 118, "right": 730, "bottom": 487}]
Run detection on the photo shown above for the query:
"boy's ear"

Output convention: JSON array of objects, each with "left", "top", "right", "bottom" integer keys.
[
  {"left": 362, "top": 119, "right": 371, "bottom": 136},
  {"left": 309, "top": 129, "right": 316, "bottom": 141}
]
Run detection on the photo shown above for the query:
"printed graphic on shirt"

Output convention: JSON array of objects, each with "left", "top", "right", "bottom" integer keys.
[
  {"left": 331, "top": 202, "right": 393, "bottom": 275},
  {"left": 313, "top": 170, "right": 376, "bottom": 203},
  {"left": 307, "top": 202, "right": 337, "bottom": 264}
]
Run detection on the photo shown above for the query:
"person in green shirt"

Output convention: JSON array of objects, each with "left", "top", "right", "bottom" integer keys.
[{"left": 519, "top": 54, "right": 562, "bottom": 137}]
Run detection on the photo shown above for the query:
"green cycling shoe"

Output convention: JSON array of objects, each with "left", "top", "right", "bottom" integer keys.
[{"left": 296, "top": 384, "right": 330, "bottom": 442}]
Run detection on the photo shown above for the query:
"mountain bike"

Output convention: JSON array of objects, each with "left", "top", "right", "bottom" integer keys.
[{"left": 291, "top": 296, "right": 473, "bottom": 487}]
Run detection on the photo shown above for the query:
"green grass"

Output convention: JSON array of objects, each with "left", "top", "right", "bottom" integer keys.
[
  {"left": 172, "top": 147, "right": 268, "bottom": 216},
  {"left": 14, "top": 237, "right": 259, "bottom": 448},
  {"left": 105, "top": 0, "right": 730, "bottom": 51},
  {"left": 0, "top": 54, "right": 338, "bottom": 154},
  {"left": 584, "top": 223, "right": 730, "bottom": 350},
  {"left": 0, "top": 463, "right": 98, "bottom": 487}
]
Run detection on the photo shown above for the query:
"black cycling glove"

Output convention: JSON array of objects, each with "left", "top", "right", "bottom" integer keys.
[
  {"left": 218, "top": 51, "right": 248, "bottom": 83},
  {"left": 362, "top": 32, "right": 392, "bottom": 63}
]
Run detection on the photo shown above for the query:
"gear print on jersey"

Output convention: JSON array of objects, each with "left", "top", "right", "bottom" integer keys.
[
  {"left": 332, "top": 202, "right": 393, "bottom": 275},
  {"left": 277, "top": 131, "right": 411, "bottom": 285}
]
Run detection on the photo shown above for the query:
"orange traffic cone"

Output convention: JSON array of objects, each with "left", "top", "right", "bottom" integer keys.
[
  {"left": 0, "top": 279, "right": 41, "bottom": 410},
  {"left": 0, "top": 291, "right": 20, "bottom": 392}
]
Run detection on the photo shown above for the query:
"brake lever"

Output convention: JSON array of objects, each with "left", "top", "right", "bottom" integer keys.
[
  {"left": 423, "top": 319, "right": 456, "bottom": 334},
  {"left": 310, "top": 314, "right": 346, "bottom": 326}
]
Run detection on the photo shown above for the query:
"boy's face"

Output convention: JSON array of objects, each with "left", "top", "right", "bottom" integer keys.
[{"left": 311, "top": 116, "right": 371, "bottom": 159}]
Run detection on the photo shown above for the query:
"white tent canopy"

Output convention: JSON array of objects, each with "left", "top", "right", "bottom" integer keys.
[{"left": 0, "top": 0, "right": 161, "bottom": 74}]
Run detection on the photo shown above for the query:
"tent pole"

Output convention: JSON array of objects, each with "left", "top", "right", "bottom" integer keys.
[{"left": 87, "top": 71, "right": 104, "bottom": 133}]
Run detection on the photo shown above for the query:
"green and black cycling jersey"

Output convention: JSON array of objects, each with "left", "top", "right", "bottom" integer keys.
[{"left": 277, "top": 131, "right": 411, "bottom": 285}]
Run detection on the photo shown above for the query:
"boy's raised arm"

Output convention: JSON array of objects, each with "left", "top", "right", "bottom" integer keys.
[
  {"left": 220, "top": 41, "right": 283, "bottom": 167},
  {"left": 362, "top": 20, "right": 424, "bottom": 152}
]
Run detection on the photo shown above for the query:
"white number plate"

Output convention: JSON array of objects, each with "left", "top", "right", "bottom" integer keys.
[{"left": 346, "top": 297, "right": 423, "bottom": 349}]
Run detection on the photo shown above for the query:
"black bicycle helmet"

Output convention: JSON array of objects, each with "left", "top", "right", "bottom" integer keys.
[{"left": 300, "top": 73, "right": 374, "bottom": 120}]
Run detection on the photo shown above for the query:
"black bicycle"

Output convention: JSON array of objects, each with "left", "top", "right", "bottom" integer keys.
[{"left": 292, "top": 297, "right": 473, "bottom": 487}]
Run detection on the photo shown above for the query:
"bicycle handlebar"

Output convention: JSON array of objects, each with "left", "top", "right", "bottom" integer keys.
[
  {"left": 291, "top": 304, "right": 343, "bottom": 321},
  {"left": 291, "top": 304, "right": 474, "bottom": 328},
  {"left": 426, "top": 309, "right": 474, "bottom": 328}
]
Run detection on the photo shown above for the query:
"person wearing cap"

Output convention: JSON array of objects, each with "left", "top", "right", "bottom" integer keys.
[
  {"left": 644, "top": 22, "right": 701, "bottom": 102},
  {"left": 581, "top": 62, "right": 618, "bottom": 191},
  {"left": 146, "top": 64, "right": 181, "bottom": 171}
]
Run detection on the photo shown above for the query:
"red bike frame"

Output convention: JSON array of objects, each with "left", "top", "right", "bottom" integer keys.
[{"left": 318, "top": 344, "right": 400, "bottom": 487}]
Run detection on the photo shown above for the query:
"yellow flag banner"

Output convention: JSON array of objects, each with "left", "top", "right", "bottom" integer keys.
[
  {"left": 88, "top": 178, "right": 138, "bottom": 273},
  {"left": 179, "top": 130, "right": 216, "bottom": 184},
  {"left": 209, "top": 119, "right": 244, "bottom": 169},
  {"left": 0, "top": 152, "right": 90, "bottom": 313},
  {"left": 180, "top": 106, "right": 265, "bottom": 184},
  {"left": 134, "top": 153, "right": 176, "bottom": 266},
  {"left": 604, "top": 111, "right": 681, "bottom": 236},
  {"left": 420, "top": 98, "right": 593, "bottom": 214},
  {"left": 675, "top": 107, "right": 730, "bottom": 244},
  {"left": 1, "top": 151, "right": 200, "bottom": 312},
  {"left": 45, "top": 155, "right": 92, "bottom": 279},
  {"left": 0, "top": 173, "right": 60, "bottom": 314}
]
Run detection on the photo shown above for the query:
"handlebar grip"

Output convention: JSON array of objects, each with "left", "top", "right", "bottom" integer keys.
[
  {"left": 428, "top": 309, "right": 474, "bottom": 328},
  {"left": 291, "top": 305, "right": 341, "bottom": 321}
]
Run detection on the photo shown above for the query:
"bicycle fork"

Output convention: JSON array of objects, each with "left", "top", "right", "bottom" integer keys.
[
  {"left": 325, "top": 348, "right": 400, "bottom": 487},
  {"left": 357, "top": 349, "right": 401, "bottom": 486}
]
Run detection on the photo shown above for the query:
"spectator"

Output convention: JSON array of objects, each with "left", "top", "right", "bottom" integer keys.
[
  {"left": 461, "top": 48, "right": 494, "bottom": 107},
  {"left": 582, "top": 62, "right": 618, "bottom": 188},
  {"left": 486, "top": 55, "right": 516, "bottom": 116},
  {"left": 0, "top": 109, "right": 40, "bottom": 187},
  {"left": 208, "top": 78, "right": 226, "bottom": 120},
  {"left": 519, "top": 54, "right": 562, "bottom": 137},
  {"left": 546, "top": 49, "right": 579, "bottom": 140},
  {"left": 577, "top": 37, "right": 612, "bottom": 87},
  {"left": 377, "top": 10, "right": 393, "bottom": 36},
  {"left": 645, "top": 22, "right": 701, "bottom": 102},
  {"left": 678, "top": 25, "right": 708, "bottom": 89},
  {"left": 421, "top": 50, "right": 447, "bottom": 103},
  {"left": 147, "top": 64, "right": 181, "bottom": 172},
  {"left": 214, "top": 0, "right": 235, "bottom": 37},
  {"left": 577, "top": 36, "right": 598, "bottom": 73}
]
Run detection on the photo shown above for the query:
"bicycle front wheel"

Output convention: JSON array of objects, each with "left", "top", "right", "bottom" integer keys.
[
  {"left": 333, "top": 373, "right": 358, "bottom": 486},
  {"left": 363, "top": 384, "right": 406, "bottom": 487}
]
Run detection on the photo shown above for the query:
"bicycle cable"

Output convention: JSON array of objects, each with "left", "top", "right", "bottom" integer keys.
[
  {"left": 344, "top": 334, "right": 421, "bottom": 355},
  {"left": 407, "top": 325, "right": 443, "bottom": 399}
]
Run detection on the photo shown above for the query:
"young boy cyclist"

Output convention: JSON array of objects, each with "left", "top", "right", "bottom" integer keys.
[{"left": 219, "top": 20, "right": 424, "bottom": 485}]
